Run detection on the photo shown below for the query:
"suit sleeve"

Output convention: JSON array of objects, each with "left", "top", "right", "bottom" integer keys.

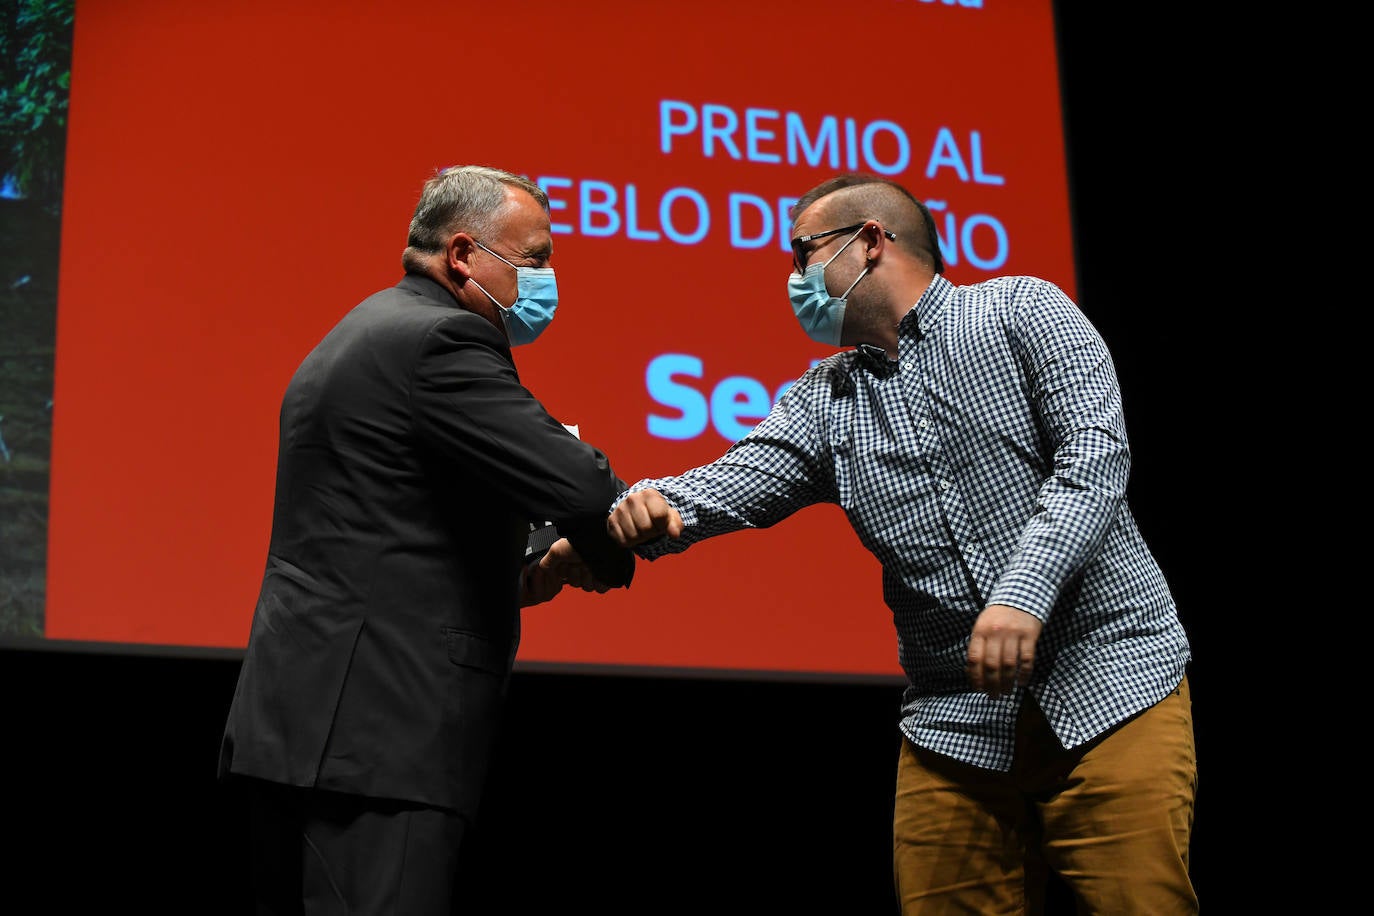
[{"left": 409, "top": 312, "right": 634, "bottom": 587}]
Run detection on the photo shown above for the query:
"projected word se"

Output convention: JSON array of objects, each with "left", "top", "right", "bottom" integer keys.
[{"left": 646, "top": 353, "right": 819, "bottom": 443}]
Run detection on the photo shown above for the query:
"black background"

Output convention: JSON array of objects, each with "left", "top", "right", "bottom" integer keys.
[{"left": 2, "top": 3, "right": 1250, "bottom": 911}]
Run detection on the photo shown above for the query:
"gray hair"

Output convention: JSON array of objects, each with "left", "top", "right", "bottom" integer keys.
[{"left": 402, "top": 165, "right": 549, "bottom": 268}]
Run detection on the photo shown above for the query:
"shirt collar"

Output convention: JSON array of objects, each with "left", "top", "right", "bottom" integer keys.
[
  {"left": 850, "top": 275, "right": 951, "bottom": 376},
  {"left": 854, "top": 343, "right": 892, "bottom": 373},
  {"left": 904, "top": 274, "right": 952, "bottom": 339}
]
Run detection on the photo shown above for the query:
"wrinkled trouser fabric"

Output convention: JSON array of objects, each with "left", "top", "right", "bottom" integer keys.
[{"left": 893, "top": 676, "right": 1197, "bottom": 915}]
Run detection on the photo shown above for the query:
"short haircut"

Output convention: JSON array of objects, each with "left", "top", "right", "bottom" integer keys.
[
  {"left": 403, "top": 165, "right": 549, "bottom": 267},
  {"left": 790, "top": 174, "right": 944, "bottom": 274}
]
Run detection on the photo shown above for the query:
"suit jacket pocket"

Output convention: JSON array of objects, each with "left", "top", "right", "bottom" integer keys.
[{"left": 442, "top": 626, "right": 517, "bottom": 675}]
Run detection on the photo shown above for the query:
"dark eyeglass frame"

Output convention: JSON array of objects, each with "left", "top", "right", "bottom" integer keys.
[{"left": 790, "top": 222, "right": 896, "bottom": 274}]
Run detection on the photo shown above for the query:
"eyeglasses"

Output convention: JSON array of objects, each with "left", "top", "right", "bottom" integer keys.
[{"left": 790, "top": 222, "right": 896, "bottom": 274}]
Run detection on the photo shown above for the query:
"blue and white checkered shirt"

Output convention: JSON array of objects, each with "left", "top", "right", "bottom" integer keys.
[{"left": 622, "top": 273, "right": 1191, "bottom": 771}]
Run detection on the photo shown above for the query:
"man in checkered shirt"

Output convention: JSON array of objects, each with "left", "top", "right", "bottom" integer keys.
[{"left": 608, "top": 174, "right": 1197, "bottom": 914}]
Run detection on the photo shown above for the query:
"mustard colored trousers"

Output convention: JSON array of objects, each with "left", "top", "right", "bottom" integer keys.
[{"left": 893, "top": 677, "right": 1197, "bottom": 914}]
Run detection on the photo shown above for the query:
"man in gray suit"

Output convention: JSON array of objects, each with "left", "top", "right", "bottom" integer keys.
[{"left": 219, "top": 164, "right": 634, "bottom": 914}]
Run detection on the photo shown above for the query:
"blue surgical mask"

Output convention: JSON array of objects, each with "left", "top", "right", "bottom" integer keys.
[
  {"left": 786, "top": 226, "right": 868, "bottom": 347},
  {"left": 471, "top": 241, "right": 558, "bottom": 346}
]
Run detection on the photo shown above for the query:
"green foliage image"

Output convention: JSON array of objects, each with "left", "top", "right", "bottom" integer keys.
[
  {"left": 1, "top": 0, "right": 72, "bottom": 207},
  {"left": 1, "top": 0, "right": 72, "bottom": 637}
]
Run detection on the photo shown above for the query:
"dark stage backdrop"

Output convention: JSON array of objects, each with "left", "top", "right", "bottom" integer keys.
[{"left": 1, "top": 1, "right": 1246, "bottom": 911}]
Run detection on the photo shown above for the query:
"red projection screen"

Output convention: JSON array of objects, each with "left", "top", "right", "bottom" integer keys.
[{"left": 34, "top": 0, "right": 1073, "bottom": 680}]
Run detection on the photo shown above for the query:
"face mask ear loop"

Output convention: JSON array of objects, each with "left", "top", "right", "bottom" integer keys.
[
  {"left": 466, "top": 276, "right": 506, "bottom": 310},
  {"left": 838, "top": 263, "right": 869, "bottom": 300},
  {"left": 823, "top": 226, "right": 869, "bottom": 299},
  {"left": 474, "top": 239, "right": 518, "bottom": 270},
  {"left": 471, "top": 239, "right": 518, "bottom": 309}
]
